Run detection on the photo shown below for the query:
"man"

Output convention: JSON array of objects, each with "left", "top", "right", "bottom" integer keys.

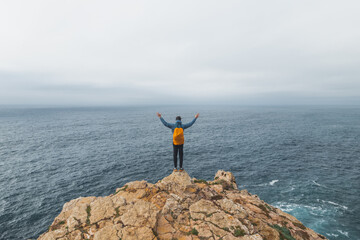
[{"left": 157, "top": 112, "right": 199, "bottom": 172}]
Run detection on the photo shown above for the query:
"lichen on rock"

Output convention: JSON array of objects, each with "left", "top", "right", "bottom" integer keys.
[{"left": 38, "top": 170, "right": 327, "bottom": 240}]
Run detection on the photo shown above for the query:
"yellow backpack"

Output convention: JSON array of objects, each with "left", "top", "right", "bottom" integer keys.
[{"left": 173, "top": 127, "right": 184, "bottom": 145}]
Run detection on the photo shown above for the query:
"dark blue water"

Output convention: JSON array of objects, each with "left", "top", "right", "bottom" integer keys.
[{"left": 0, "top": 106, "right": 359, "bottom": 240}]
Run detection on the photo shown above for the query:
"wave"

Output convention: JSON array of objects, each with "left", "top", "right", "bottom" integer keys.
[
  {"left": 327, "top": 233, "right": 339, "bottom": 237},
  {"left": 249, "top": 180, "right": 279, "bottom": 187},
  {"left": 326, "top": 230, "right": 350, "bottom": 238},
  {"left": 337, "top": 230, "right": 349, "bottom": 237},
  {"left": 312, "top": 180, "right": 329, "bottom": 189},
  {"left": 280, "top": 186, "right": 295, "bottom": 193},
  {"left": 318, "top": 199, "right": 348, "bottom": 210},
  {"left": 275, "top": 199, "right": 348, "bottom": 214},
  {"left": 269, "top": 180, "right": 279, "bottom": 186},
  {"left": 272, "top": 201, "right": 327, "bottom": 215}
]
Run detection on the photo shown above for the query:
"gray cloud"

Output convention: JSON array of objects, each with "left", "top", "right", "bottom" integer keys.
[{"left": 0, "top": 0, "right": 359, "bottom": 106}]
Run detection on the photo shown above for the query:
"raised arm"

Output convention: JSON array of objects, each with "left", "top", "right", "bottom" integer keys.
[
  {"left": 157, "top": 112, "right": 174, "bottom": 129},
  {"left": 182, "top": 113, "right": 199, "bottom": 129}
]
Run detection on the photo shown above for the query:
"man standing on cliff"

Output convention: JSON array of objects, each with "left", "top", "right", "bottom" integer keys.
[{"left": 157, "top": 112, "right": 199, "bottom": 172}]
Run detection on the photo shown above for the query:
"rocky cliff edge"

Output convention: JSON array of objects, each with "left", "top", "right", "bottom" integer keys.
[{"left": 38, "top": 170, "right": 327, "bottom": 240}]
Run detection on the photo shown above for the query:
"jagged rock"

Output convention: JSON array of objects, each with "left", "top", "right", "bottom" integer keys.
[
  {"left": 38, "top": 170, "right": 327, "bottom": 240},
  {"left": 89, "top": 196, "right": 115, "bottom": 223},
  {"left": 93, "top": 225, "right": 119, "bottom": 240},
  {"left": 120, "top": 199, "right": 159, "bottom": 228},
  {"left": 155, "top": 215, "right": 176, "bottom": 237},
  {"left": 213, "top": 170, "right": 238, "bottom": 190},
  {"left": 217, "top": 198, "right": 248, "bottom": 218},
  {"left": 122, "top": 226, "right": 156, "bottom": 240},
  {"left": 156, "top": 171, "right": 192, "bottom": 197},
  {"left": 52, "top": 196, "right": 96, "bottom": 232}
]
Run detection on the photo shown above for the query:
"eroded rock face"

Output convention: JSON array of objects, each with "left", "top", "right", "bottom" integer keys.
[{"left": 38, "top": 170, "right": 327, "bottom": 240}]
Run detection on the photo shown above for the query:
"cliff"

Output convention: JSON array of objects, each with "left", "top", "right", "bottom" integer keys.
[{"left": 38, "top": 170, "right": 327, "bottom": 240}]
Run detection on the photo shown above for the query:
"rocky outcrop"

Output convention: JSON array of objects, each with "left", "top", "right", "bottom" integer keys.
[{"left": 38, "top": 170, "right": 327, "bottom": 240}]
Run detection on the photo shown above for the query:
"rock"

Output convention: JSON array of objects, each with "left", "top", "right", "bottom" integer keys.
[
  {"left": 126, "top": 180, "right": 148, "bottom": 190},
  {"left": 239, "top": 234, "right": 263, "bottom": 240},
  {"left": 210, "top": 183, "right": 224, "bottom": 193},
  {"left": 156, "top": 215, "right": 176, "bottom": 237},
  {"left": 111, "top": 195, "right": 126, "bottom": 208},
  {"left": 89, "top": 196, "right": 115, "bottom": 223},
  {"left": 57, "top": 196, "right": 96, "bottom": 231},
  {"left": 39, "top": 170, "right": 327, "bottom": 240},
  {"left": 93, "top": 225, "right": 119, "bottom": 240},
  {"left": 67, "top": 230, "right": 82, "bottom": 240},
  {"left": 162, "top": 195, "right": 183, "bottom": 218},
  {"left": 122, "top": 226, "right": 155, "bottom": 240},
  {"left": 189, "top": 199, "right": 219, "bottom": 220},
  {"left": 156, "top": 170, "right": 192, "bottom": 196},
  {"left": 217, "top": 198, "right": 248, "bottom": 218},
  {"left": 196, "top": 222, "right": 213, "bottom": 238},
  {"left": 213, "top": 170, "right": 238, "bottom": 190},
  {"left": 37, "top": 232, "right": 56, "bottom": 240},
  {"left": 120, "top": 199, "right": 159, "bottom": 228}
]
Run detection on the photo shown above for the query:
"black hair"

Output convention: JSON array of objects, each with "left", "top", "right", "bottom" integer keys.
[{"left": 176, "top": 116, "right": 181, "bottom": 121}]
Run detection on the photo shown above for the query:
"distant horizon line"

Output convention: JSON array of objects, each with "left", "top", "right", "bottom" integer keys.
[{"left": 0, "top": 103, "right": 359, "bottom": 109}]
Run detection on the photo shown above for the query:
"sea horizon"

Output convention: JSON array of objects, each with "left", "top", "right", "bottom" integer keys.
[{"left": 1, "top": 105, "right": 359, "bottom": 239}]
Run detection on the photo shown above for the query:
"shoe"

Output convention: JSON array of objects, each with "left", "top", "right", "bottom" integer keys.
[
  {"left": 173, "top": 168, "right": 178, "bottom": 172},
  {"left": 179, "top": 168, "right": 184, "bottom": 172}
]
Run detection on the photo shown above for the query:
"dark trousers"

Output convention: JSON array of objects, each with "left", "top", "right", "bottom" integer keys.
[{"left": 173, "top": 144, "right": 183, "bottom": 168}]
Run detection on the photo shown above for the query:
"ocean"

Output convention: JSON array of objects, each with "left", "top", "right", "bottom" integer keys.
[{"left": 0, "top": 106, "right": 359, "bottom": 240}]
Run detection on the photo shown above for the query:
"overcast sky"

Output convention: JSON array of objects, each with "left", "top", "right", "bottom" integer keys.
[{"left": 1, "top": 0, "right": 359, "bottom": 106}]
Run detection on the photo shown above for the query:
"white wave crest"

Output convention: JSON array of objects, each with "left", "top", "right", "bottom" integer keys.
[
  {"left": 249, "top": 180, "right": 279, "bottom": 187},
  {"left": 312, "top": 180, "right": 329, "bottom": 189},
  {"left": 269, "top": 180, "right": 279, "bottom": 186},
  {"left": 322, "top": 200, "right": 348, "bottom": 210},
  {"left": 273, "top": 201, "right": 326, "bottom": 214},
  {"left": 281, "top": 186, "right": 295, "bottom": 193},
  {"left": 337, "top": 230, "right": 349, "bottom": 237},
  {"left": 327, "top": 233, "right": 339, "bottom": 237}
]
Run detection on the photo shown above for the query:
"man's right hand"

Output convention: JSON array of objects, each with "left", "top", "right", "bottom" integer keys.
[
  {"left": 157, "top": 112, "right": 161, "bottom": 118},
  {"left": 195, "top": 113, "right": 199, "bottom": 119}
]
